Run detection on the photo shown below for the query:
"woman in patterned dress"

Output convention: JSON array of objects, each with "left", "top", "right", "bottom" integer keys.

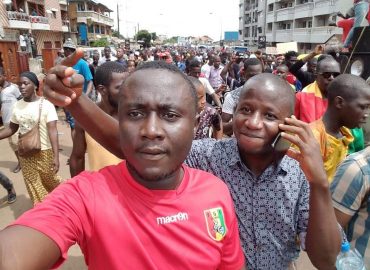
[{"left": 0, "top": 72, "right": 61, "bottom": 205}]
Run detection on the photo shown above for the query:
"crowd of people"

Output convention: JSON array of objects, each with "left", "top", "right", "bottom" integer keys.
[{"left": 0, "top": 39, "right": 369, "bottom": 269}]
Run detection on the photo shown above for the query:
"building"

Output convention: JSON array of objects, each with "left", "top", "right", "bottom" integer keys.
[
  {"left": 67, "top": 0, "right": 113, "bottom": 46},
  {"left": 239, "top": 0, "right": 352, "bottom": 52},
  {"left": 1, "top": 0, "right": 68, "bottom": 55}
]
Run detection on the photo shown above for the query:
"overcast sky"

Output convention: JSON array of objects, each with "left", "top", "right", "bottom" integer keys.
[{"left": 104, "top": 0, "right": 240, "bottom": 40}]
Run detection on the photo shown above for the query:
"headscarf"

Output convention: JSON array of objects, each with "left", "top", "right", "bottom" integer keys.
[{"left": 20, "top": 71, "right": 39, "bottom": 88}]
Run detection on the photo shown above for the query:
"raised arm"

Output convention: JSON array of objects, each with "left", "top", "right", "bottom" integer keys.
[
  {"left": 43, "top": 49, "right": 123, "bottom": 159},
  {"left": 280, "top": 116, "right": 341, "bottom": 270},
  {"left": 69, "top": 122, "right": 87, "bottom": 177},
  {"left": 0, "top": 225, "right": 60, "bottom": 270}
]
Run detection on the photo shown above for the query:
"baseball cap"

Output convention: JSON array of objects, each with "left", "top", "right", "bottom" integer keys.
[{"left": 63, "top": 38, "right": 76, "bottom": 50}]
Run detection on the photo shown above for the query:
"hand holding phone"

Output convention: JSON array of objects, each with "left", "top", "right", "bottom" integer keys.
[{"left": 271, "top": 132, "right": 291, "bottom": 153}]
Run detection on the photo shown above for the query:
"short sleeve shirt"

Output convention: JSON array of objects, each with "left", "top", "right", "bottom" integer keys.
[
  {"left": 199, "top": 77, "right": 215, "bottom": 95},
  {"left": 0, "top": 83, "right": 21, "bottom": 124},
  {"left": 222, "top": 86, "right": 243, "bottom": 115},
  {"left": 330, "top": 147, "right": 370, "bottom": 266},
  {"left": 186, "top": 138, "right": 310, "bottom": 270},
  {"left": 13, "top": 162, "right": 245, "bottom": 270},
  {"left": 73, "top": 59, "right": 93, "bottom": 93},
  {"left": 10, "top": 98, "right": 58, "bottom": 150}
]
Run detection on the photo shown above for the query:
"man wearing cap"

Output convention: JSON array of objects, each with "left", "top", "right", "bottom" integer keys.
[
  {"left": 63, "top": 39, "right": 93, "bottom": 97},
  {"left": 62, "top": 39, "right": 93, "bottom": 139}
]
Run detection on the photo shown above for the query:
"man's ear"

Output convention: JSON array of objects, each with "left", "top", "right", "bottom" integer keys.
[
  {"left": 334, "top": 96, "right": 345, "bottom": 109},
  {"left": 96, "top": 84, "right": 106, "bottom": 96}
]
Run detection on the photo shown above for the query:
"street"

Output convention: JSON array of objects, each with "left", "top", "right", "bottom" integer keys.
[{"left": 0, "top": 114, "right": 316, "bottom": 269}]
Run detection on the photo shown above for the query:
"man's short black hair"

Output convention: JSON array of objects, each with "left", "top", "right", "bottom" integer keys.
[
  {"left": 327, "top": 74, "right": 369, "bottom": 104},
  {"left": 244, "top": 58, "right": 262, "bottom": 70},
  {"left": 124, "top": 61, "right": 198, "bottom": 111},
  {"left": 94, "top": 61, "right": 127, "bottom": 88},
  {"left": 284, "top": 51, "right": 298, "bottom": 60},
  {"left": 188, "top": 59, "right": 201, "bottom": 69},
  {"left": 317, "top": 54, "right": 334, "bottom": 63},
  {"left": 316, "top": 56, "right": 337, "bottom": 73}
]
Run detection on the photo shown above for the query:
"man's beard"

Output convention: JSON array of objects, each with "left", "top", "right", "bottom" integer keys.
[{"left": 108, "top": 94, "right": 118, "bottom": 109}]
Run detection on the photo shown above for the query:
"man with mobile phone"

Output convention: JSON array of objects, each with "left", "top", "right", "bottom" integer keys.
[{"left": 37, "top": 55, "right": 341, "bottom": 269}]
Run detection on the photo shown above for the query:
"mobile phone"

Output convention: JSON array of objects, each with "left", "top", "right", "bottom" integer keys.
[{"left": 271, "top": 132, "right": 291, "bottom": 153}]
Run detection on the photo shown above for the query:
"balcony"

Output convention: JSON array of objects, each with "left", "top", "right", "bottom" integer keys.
[
  {"left": 294, "top": 3, "right": 314, "bottom": 19},
  {"left": 266, "top": 11, "right": 275, "bottom": 23},
  {"left": 30, "top": 15, "right": 50, "bottom": 30},
  {"left": 275, "top": 29, "right": 293, "bottom": 42},
  {"left": 310, "top": 26, "right": 340, "bottom": 43},
  {"left": 275, "top": 7, "right": 294, "bottom": 22},
  {"left": 62, "top": 20, "right": 69, "bottom": 32},
  {"left": 7, "top": 11, "right": 31, "bottom": 29},
  {"left": 313, "top": 0, "right": 336, "bottom": 16},
  {"left": 266, "top": 31, "right": 275, "bottom": 42},
  {"left": 77, "top": 11, "right": 114, "bottom": 27},
  {"left": 59, "top": 0, "right": 67, "bottom": 5},
  {"left": 293, "top": 28, "right": 312, "bottom": 42}
]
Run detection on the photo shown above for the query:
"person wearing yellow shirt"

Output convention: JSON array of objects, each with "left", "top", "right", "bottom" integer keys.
[
  {"left": 310, "top": 74, "right": 370, "bottom": 182},
  {"left": 69, "top": 62, "right": 128, "bottom": 177}
]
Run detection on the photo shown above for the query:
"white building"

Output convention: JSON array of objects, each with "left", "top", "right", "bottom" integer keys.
[{"left": 239, "top": 0, "right": 352, "bottom": 52}]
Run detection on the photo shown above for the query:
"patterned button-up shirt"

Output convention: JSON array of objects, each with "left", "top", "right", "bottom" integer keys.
[{"left": 186, "top": 138, "right": 310, "bottom": 270}]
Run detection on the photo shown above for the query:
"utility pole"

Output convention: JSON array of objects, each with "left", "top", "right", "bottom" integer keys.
[{"left": 117, "top": 3, "right": 120, "bottom": 37}]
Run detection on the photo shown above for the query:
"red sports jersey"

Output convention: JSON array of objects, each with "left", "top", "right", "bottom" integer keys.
[
  {"left": 13, "top": 161, "right": 244, "bottom": 270},
  {"left": 295, "top": 81, "right": 328, "bottom": 123}
]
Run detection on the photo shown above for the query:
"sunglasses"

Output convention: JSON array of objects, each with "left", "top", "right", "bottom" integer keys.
[{"left": 319, "top": 72, "right": 340, "bottom": 79}]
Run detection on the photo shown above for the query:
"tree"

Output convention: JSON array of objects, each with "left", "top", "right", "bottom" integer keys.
[
  {"left": 91, "top": 38, "right": 109, "bottom": 47},
  {"left": 164, "top": 36, "right": 178, "bottom": 45},
  {"left": 151, "top": 32, "right": 157, "bottom": 41},
  {"left": 135, "top": 30, "right": 152, "bottom": 48},
  {"left": 112, "top": 30, "right": 124, "bottom": 39}
]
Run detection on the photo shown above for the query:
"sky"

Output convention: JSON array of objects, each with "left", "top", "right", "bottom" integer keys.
[{"left": 103, "top": 0, "right": 240, "bottom": 41}]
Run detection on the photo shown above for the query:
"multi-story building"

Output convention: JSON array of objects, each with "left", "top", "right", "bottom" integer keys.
[
  {"left": 1, "top": 0, "right": 69, "bottom": 55},
  {"left": 239, "top": 0, "right": 352, "bottom": 52},
  {"left": 67, "top": 0, "right": 113, "bottom": 46},
  {"left": 239, "top": 0, "right": 260, "bottom": 48}
]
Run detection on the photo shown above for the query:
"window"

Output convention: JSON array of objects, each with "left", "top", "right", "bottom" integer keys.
[
  {"left": 77, "top": 3, "right": 85, "bottom": 11},
  {"left": 308, "top": 21, "right": 312, "bottom": 28},
  {"left": 43, "top": 41, "right": 52, "bottom": 49},
  {"left": 55, "top": 41, "right": 61, "bottom": 48}
]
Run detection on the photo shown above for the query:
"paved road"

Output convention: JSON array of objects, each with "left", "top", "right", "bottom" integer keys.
[{"left": 0, "top": 116, "right": 316, "bottom": 269}]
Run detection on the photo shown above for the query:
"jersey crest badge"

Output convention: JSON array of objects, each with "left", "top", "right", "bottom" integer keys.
[{"left": 204, "top": 207, "right": 227, "bottom": 241}]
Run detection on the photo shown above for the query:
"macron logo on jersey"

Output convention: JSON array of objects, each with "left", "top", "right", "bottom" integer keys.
[{"left": 156, "top": 212, "right": 189, "bottom": 225}]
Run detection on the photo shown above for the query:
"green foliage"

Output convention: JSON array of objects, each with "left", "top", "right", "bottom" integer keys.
[
  {"left": 164, "top": 36, "right": 178, "bottom": 44},
  {"left": 135, "top": 30, "right": 153, "bottom": 48},
  {"left": 151, "top": 32, "right": 157, "bottom": 41},
  {"left": 92, "top": 38, "right": 109, "bottom": 47},
  {"left": 112, "top": 30, "right": 124, "bottom": 39}
]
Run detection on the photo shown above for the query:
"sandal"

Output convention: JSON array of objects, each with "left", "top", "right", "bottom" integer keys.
[
  {"left": 7, "top": 192, "right": 17, "bottom": 204},
  {"left": 12, "top": 164, "right": 21, "bottom": 173}
]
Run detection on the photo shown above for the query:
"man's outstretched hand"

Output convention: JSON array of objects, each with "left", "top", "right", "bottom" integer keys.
[{"left": 44, "top": 48, "right": 85, "bottom": 107}]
